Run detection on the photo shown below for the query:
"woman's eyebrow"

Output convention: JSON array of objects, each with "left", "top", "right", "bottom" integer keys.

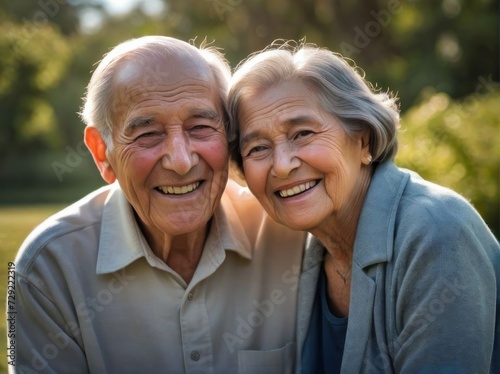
[
  {"left": 240, "top": 131, "right": 261, "bottom": 149},
  {"left": 284, "top": 115, "right": 317, "bottom": 126},
  {"left": 240, "top": 115, "right": 317, "bottom": 149}
]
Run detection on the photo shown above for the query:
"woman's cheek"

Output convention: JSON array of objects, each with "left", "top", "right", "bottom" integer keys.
[{"left": 243, "top": 161, "right": 264, "bottom": 194}]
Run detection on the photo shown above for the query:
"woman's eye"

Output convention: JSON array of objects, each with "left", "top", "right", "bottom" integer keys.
[
  {"left": 192, "top": 125, "right": 211, "bottom": 130},
  {"left": 294, "top": 130, "right": 313, "bottom": 140},
  {"left": 246, "top": 145, "right": 267, "bottom": 156}
]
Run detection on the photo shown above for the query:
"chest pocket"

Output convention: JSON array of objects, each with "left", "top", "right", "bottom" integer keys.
[{"left": 238, "top": 342, "right": 295, "bottom": 374}]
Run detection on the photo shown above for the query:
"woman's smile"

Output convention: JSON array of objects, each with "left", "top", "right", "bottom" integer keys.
[{"left": 275, "top": 179, "right": 320, "bottom": 198}]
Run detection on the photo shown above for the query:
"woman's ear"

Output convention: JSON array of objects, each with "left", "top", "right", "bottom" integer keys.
[
  {"left": 360, "top": 129, "right": 373, "bottom": 165},
  {"left": 84, "top": 126, "right": 117, "bottom": 184}
]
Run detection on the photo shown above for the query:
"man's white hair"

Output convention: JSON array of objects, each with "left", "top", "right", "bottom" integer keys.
[{"left": 80, "top": 36, "right": 231, "bottom": 148}]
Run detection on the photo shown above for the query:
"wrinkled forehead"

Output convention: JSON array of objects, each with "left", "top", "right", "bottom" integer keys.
[
  {"left": 113, "top": 51, "right": 214, "bottom": 88},
  {"left": 239, "top": 80, "right": 316, "bottom": 120},
  {"left": 106, "top": 51, "right": 221, "bottom": 127}
]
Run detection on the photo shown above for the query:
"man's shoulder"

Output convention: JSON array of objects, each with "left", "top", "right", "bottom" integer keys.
[
  {"left": 222, "top": 178, "right": 306, "bottom": 248},
  {"left": 15, "top": 185, "right": 113, "bottom": 275},
  {"left": 223, "top": 179, "right": 258, "bottom": 202},
  {"left": 222, "top": 179, "right": 266, "bottom": 217}
]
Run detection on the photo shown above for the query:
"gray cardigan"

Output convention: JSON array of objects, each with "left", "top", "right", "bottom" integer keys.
[{"left": 296, "top": 162, "right": 500, "bottom": 373}]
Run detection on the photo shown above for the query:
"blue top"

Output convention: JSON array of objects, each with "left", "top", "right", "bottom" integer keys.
[
  {"left": 301, "top": 269, "right": 348, "bottom": 374},
  {"left": 296, "top": 162, "right": 500, "bottom": 373}
]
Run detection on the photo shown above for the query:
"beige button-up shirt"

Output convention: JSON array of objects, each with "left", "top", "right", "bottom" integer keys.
[{"left": 13, "top": 180, "right": 305, "bottom": 373}]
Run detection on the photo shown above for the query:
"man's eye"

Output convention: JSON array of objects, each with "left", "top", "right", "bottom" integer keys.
[
  {"left": 189, "top": 124, "right": 220, "bottom": 139},
  {"left": 133, "top": 132, "right": 164, "bottom": 146},
  {"left": 137, "top": 132, "right": 161, "bottom": 139}
]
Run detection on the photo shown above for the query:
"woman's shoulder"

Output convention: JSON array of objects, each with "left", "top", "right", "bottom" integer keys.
[
  {"left": 369, "top": 162, "right": 479, "bottom": 228},
  {"left": 397, "top": 166, "right": 482, "bottom": 225},
  {"left": 387, "top": 165, "right": 498, "bottom": 252}
]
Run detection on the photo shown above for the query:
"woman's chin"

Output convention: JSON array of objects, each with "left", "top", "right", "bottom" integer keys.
[{"left": 273, "top": 214, "right": 319, "bottom": 232}]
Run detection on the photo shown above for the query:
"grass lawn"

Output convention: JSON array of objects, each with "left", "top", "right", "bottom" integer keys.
[{"left": 0, "top": 205, "right": 64, "bottom": 373}]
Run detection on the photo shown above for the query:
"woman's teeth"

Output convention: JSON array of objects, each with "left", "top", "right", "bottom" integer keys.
[{"left": 279, "top": 180, "right": 318, "bottom": 198}]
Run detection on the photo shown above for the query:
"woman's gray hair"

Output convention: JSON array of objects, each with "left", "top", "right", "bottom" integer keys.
[
  {"left": 228, "top": 40, "right": 400, "bottom": 170},
  {"left": 80, "top": 36, "right": 231, "bottom": 148}
]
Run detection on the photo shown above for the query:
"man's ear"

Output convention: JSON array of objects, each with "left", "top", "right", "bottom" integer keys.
[{"left": 84, "top": 126, "right": 116, "bottom": 184}]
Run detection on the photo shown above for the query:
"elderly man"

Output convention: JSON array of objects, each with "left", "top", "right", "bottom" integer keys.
[{"left": 12, "top": 36, "right": 304, "bottom": 373}]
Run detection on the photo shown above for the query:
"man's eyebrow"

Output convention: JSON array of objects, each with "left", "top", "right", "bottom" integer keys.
[
  {"left": 124, "top": 116, "right": 154, "bottom": 135},
  {"left": 123, "top": 109, "right": 220, "bottom": 133},
  {"left": 240, "top": 115, "right": 317, "bottom": 149},
  {"left": 190, "top": 108, "right": 221, "bottom": 122}
]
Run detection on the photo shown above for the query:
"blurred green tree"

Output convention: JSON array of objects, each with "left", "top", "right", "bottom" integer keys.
[
  {"left": 0, "top": 0, "right": 497, "bottom": 236},
  {"left": 396, "top": 90, "right": 500, "bottom": 237},
  {"left": 0, "top": 14, "right": 72, "bottom": 156},
  {"left": 1, "top": 0, "right": 81, "bottom": 35},
  {"left": 165, "top": 0, "right": 498, "bottom": 110}
]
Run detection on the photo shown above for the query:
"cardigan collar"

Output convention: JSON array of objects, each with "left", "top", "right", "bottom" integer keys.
[{"left": 352, "top": 161, "right": 410, "bottom": 269}]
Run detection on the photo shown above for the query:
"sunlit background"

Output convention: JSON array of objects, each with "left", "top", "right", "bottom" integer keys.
[
  {"left": 1, "top": 0, "right": 499, "bottom": 237},
  {"left": 0, "top": 3, "right": 498, "bottom": 371}
]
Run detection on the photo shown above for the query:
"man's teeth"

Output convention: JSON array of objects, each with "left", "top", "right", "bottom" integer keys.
[
  {"left": 279, "top": 180, "right": 318, "bottom": 198},
  {"left": 157, "top": 182, "right": 200, "bottom": 195}
]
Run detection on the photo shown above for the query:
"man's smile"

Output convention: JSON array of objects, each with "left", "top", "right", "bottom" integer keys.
[{"left": 156, "top": 181, "right": 202, "bottom": 195}]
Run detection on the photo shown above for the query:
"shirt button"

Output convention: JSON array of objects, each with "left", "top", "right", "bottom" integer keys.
[
  {"left": 187, "top": 292, "right": 193, "bottom": 301},
  {"left": 190, "top": 350, "right": 200, "bottom": 361}
]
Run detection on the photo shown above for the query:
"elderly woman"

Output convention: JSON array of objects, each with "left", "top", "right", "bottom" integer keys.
[{"left": 228, "top": 41, "right": 500, "bottom": 373}]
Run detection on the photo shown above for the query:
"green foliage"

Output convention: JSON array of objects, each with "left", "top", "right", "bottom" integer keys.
[
  {"left": 396, "top": 90, "right": 500, "bottom": 237},
  {"left": 0, "top": 15, "right": 72, "bottom": 155},
  {"left": 0, "top": 0, "right": 497, "bottom": 236},
  {"left": 166, "top": 0, "right": 497, "bottom": 110}
]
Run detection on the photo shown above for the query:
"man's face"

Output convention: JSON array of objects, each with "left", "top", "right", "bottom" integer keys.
[{"left": 105, "top": 56, "right": 229, "bottom": 240}]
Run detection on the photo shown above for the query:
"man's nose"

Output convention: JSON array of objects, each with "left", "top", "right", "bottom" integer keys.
[{"left": 161, "top": 132, "right": 199, "bottom": 175}]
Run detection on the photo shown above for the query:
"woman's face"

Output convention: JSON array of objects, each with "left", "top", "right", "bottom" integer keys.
[{"left": 238, "top": 79, "right": 371, "bottom": 232}]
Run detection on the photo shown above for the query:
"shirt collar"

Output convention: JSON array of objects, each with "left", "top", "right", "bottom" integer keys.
[{"left": 96, "top": 182, "right": 252, "bottom": 275}]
